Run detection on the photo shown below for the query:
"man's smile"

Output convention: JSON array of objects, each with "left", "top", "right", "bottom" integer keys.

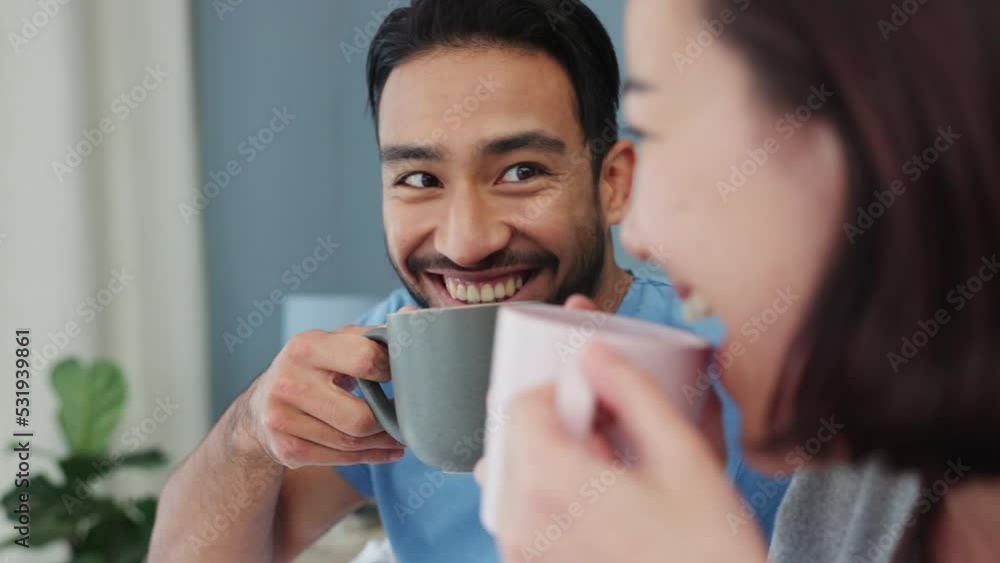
[{"left": 423, "top": 267, "right": 542, "bottom": 304}]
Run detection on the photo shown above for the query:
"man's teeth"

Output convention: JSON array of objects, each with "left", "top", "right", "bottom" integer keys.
[{"left": 445, "top": 275, "right": 525, "bottom": 303}]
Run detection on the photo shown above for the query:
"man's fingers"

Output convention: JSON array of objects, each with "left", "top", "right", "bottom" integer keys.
[
  {"left": 336, "top": 447, "right": 407, "bottom": 465},
  {"left": 265, "top": 408, "right": 403, "bottom": 451},
  {"left": 271, "top": 434, "right": 405, "bottom": 467},
  {"left": 284, "top": 330, "right": 390, "bottom": 383},
  {"left": 329, "top": 371, "right": 358, "bottom": 392},
  {"left": 274, "top": 374, "right": 387, "bottom": 438}
]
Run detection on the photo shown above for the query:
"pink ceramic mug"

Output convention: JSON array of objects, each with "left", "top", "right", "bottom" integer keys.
[{"left": 479, "top": 303, "right": 713, "bottom": 532}]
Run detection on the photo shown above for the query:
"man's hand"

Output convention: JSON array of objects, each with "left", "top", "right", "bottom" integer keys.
[
  {"left": 150, "top": 321, "right": 401, "bottom": 563},
  {"left": 239, "top": 325, "right": 406, "bottom": 469}
]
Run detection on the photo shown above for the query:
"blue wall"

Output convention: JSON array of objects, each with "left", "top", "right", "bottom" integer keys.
[{"left": 195, "top": 0, "right": 643, "bottom": 416}]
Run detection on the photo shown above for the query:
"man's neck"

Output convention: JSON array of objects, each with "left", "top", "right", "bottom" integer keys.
[
  {"left": 590, "top": 264, "right": 634, "bottom": 314},
  {"left": 931, "top": 477, "right": 1000, "bottom": 562}
]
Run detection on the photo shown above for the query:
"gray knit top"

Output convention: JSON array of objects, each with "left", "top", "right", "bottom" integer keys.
[{"left": 769, "top": 459, "right": 923, "bottom": 563}]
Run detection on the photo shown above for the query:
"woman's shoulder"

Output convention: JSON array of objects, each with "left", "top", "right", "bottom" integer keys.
[{"left": 769, "top": 458, "right": 921, "bottom": 563}]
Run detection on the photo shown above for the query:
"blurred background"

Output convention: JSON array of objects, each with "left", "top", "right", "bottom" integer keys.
[{"left": 0, "top": 1, "right": 640, "bottom": 561}]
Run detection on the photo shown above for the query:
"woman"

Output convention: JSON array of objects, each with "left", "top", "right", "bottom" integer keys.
[{"left": 481, "top": 0, "right": 1000, "bottom": 561}]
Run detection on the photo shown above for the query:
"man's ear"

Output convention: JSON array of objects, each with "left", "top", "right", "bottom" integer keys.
[{"left": 598, "top": 139, "right": 636, "bottom": 226}]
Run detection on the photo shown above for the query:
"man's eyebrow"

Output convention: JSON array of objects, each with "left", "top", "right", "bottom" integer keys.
[
  {"left": 478, "top": 131, "right": 568, "bottom": 157},
  {"left": 379, "top": 144, "right": 447, "bottom": 163},
  {"left": 624, "top": 78, "right": 654, "bottom": 94}
]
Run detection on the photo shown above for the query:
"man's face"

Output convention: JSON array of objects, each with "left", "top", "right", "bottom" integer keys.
[{"left": 377, "top": 47, "right": 608, "bottom": 308}]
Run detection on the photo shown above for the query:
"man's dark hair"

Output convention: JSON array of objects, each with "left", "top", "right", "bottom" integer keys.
[{"left": 366, "top": 0, "right": 620, "bottom": 180}]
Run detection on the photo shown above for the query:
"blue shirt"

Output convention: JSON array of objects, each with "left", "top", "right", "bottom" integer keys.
[{"left": 338, "top": 277, "right": 788, "bottom": 562}]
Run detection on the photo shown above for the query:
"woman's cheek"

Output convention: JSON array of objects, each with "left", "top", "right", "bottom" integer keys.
[
  {"left": 623, "top": 156, "right": 672, "bottom": 257},
  {"left": 620, "top": 201, "right": 647, "bottom": 260}
]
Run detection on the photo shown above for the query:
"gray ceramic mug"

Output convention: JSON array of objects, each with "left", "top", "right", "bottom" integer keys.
[{"left": 358, "top": 303, "right": 503, "bottom": 472}]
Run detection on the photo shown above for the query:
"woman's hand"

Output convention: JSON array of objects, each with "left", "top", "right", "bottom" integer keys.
[{"left": 481, "top": 303, "right": 767, "bottom": 562}]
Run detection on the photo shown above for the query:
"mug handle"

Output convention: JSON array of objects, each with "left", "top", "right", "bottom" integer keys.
[{"left": 358, "top": 327, "right": 405, "bottom": 444}]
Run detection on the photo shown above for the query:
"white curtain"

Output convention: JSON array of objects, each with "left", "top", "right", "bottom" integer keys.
[{"left": 1, "top": 0, "right": 208, "bottom": 559}]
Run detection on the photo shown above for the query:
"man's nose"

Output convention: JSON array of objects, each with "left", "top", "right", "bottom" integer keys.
[{"left": 435, "top": 190, "right": 513, "bottom": 267}]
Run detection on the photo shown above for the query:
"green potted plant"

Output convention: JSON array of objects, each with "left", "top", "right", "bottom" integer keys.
[{"left": 3, "top": 358, "right": 166, "bottom": 563}]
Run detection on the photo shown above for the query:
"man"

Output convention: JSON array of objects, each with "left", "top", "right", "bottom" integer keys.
[{"left": 149, "top": 1, "right": 786, "bottom": 562}]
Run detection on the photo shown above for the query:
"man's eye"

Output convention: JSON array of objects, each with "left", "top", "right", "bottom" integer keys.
[
  {"left": 398, "top": 172, "right": 442, "bottom": 189},
  {"left": 498, "top": 163, "right": 548, "bottom": 184}
]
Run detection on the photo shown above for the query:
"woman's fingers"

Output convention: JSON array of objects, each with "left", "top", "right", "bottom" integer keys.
[
  {"left": 698, "top": 387, "right": 728, "bottom": 464},
  {"left": 583, "top": 342, "right": 714, "bottom": 470},
  {"left": 564, "top": 294, "right": 598, "bottom": 311},
  {"left": 501, "top": 385, "right": 596, "bottom": 493},
  {"left": 505, "top": 384, "right": 581, "bottom": 466},
  {"left": 496, "top": 384, "right": 609, "bottom": 549}
]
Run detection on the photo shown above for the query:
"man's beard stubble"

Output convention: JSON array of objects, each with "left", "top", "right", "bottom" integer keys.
[{"left": 387, "top": 214, "right": 608, "bottom": 309}]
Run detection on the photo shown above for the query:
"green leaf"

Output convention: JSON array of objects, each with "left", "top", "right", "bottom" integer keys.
[
  {"left": 2, "top": 474, "right": 76, "bottom": 548},
  {"left": 52, "top": 359, "right": 128, "bottom": 455},
  {"left": 58, "top": 449, "right": 167, "bottom": 491},
  {"left": 131, "top": 496, "right": 158, "bottom": 544},
  {"left": 3, "top": 474, "right": 63, "bottom": 521},
  {"left": 2, "top": 472, "right": 128, "bottom": 550},
  {"left": 8, "top": 440, "right": 58, "bottom": 457},
  {"left": 1, "top": 535, "right": 23, "bottom": 549},
  {"left": 117, "top": 448, "right": 167, "bottom": 468},
  {"left": 65, "top": 497, "right": 121, "bottom": 529},
  {"left": 60, "top": 454, "right": 112, "bottom": 487},
  {"left": 76, "top": 501, "right": 152, "bottom": 563},
  {"left": 72, "top": 554, "right": 108, "bottom": 563},
  {"left": 133, "top": 497, "right": 157, "bottom": 518}
]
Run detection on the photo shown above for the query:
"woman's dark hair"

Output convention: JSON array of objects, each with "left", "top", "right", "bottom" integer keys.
[
  {"left": 366, "top": 0, "right": 620, "bottom": 180},
  {"left": 710, "top": 0, "right": 1000, "bottom": 475}
]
